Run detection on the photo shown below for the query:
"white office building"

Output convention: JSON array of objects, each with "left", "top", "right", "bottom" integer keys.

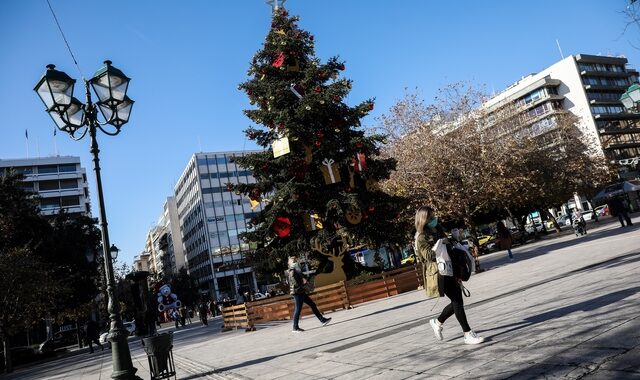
[
  {"left": 0, "top": 156, "right": 90, "bottom": 216},
  {"left": 174, "top": 151, "right": 261, "bottom": 300},
  {"left": 485, "top": 53, "right": 640, "bottom": 177}
]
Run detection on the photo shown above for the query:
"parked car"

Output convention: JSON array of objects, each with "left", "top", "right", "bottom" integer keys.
[
  {"left": 555, "top": 214, "right": 571, "bottom": 227},
  {"left": 39, "top": 331, "right": 78, "bottom": 353},
  {"left": 477, "top": 235, "right": 497, "bottom": 255},
  {"left": 594, "top": 205, "right": 609, "bottom": 216},
  {"left": 525, "top": 222, "right": 543, "bottom": 233},
  {"left": 401, "top": 253, "right": 416, "bottom": 265},
  {"left": 253, "top": 292, "right": 268, "bottom": 300},
  {"left": 123, "top": 321, "right": 135, "bottom": 336},
  {"left": 99, "top": 332, "right": 109, "bottom": 344}
]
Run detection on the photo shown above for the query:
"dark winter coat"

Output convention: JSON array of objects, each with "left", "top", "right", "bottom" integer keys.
[{"left": 287, "top": 265, "right": 306, "bottom": 295}]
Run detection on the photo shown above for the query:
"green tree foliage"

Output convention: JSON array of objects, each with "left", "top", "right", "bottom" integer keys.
[
  {"left": 45, "top": 212, "right": 101, "bottom": 321},
  {"left": 0, "top": 172, "right": 56, "bottom": 372},
  {"left": 0, "top": 171, "right": 103, "bottom": 371},
  {"left": 232, "top": 8, "right": 407, "bottom": 277}
]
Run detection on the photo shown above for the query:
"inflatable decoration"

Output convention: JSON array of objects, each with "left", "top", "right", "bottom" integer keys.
[{"left": 157, "top": 284, "right": 182, "bottom": 312}]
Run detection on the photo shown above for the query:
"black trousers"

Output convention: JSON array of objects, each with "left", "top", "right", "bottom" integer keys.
[{"left": 437, "top": 276, "right": 471, "bottom": 332}]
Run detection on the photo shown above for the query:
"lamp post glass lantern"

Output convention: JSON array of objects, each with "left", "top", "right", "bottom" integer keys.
[
  {"left": 34, "top": 61, "right": 140, "bottom": 380},
  {"left": 110, "top": 244, "right": 120, "bottom": 262}
]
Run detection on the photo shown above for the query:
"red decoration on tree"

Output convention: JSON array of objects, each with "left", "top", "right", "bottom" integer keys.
[
  {"left": 334, "top": 95, "right": 341, "bottom": 102},
  {"left": 272, "top": 216, "right": 292, "bottom": 238},
  {"left": 355, "top": 142, "right": 364, "bottom": 148},
  {"left": 368, "top": 102, "right": 374, "bottom": 111},
  {"left": 272, "top": 52, "right": 285, "bottom": 68},
  {"left": 352, "top": 152, "right": 366, "bottom": 171},
  {"left": 338, "top": 63, "right": 345, "bottom": 70},
  {"left": 314, "top": 140, "right": 322, "bottom": 147},
  {"left": 368, "top": 206, "right": 376, "bottom": 212},
  {"left": 314, "top": 86, "right": 322, "bottom": 93}
]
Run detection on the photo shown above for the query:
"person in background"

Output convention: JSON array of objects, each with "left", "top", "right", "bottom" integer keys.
[
  {"left": 414, "top": 206, "right": 484, "bottom": 345},
  {"left": 84, "top": 319, "right": 103, "bottom": 353},
  {"left": 496, "top": 221, "right": 514, "bottom": 261},
  {"left": 198, "top": 300, "right": 209, "bottom": 326},
  {"left": 288, "top": 253, "right": 331, "bottom": 333},
  {"left": 609, "top": 197, "right": 633, "bottom": 228}
]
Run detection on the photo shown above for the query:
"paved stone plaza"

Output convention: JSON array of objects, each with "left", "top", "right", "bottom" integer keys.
[{"left": 5, "top": 217, "right": 640, "bottom": 379}]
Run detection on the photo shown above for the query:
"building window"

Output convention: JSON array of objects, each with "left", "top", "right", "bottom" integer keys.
[
  {"left": 40, "top": 198, "right": 60, "bottom": 210},
  {"left": 38, "top": 165, "right": 58, "bottom": 174},
  {"left": 59, "top": 179, "right": 78, "bottom": 189},
  {"left": 39, "top": 180, "right": 59, "bottom": 191},
  {"left": 58, "top": 164, "right": 76, "bottom": 173},
  {"left": 61, "top": 196, "right": 80, "bottom": 207},
  {"left": 591, "top": 105, "right": 624, "bottom": 114}
]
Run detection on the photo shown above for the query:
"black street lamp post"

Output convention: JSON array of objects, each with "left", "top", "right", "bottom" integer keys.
[{"left": 34, "top": 61, "right": 141, "bottom": 380}]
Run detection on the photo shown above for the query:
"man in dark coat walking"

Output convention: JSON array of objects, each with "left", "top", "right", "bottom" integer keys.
[
  {"left": 609, "top": 197, "right": 633, "bottom": 227},
  {"left": 84, "top": 319, "right": 103, "bottom": 353}
]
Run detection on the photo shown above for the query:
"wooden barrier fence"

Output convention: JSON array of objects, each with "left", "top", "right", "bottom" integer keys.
[{"left": 221, "top": 264, "right": 423, "bottom": 331}]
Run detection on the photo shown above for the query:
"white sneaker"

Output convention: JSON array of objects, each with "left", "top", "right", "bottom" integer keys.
[
  {"left": 429, "top": 318, "right": 443, "bottom": 341},
  {"left": 464, "top": 330, "right": 484, "bottom": 345}
]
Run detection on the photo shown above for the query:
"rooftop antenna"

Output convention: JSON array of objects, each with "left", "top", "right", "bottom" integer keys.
[
  {"left": 556, "top": 39, "right": 565, "bottom": 59},
  {"left": 266, "top": 0, "right": 286, "bottom": 12}
]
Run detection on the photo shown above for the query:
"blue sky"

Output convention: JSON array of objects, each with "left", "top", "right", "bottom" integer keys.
[{"left": 1, "top": 0, "right": 638, "bottom": 266}]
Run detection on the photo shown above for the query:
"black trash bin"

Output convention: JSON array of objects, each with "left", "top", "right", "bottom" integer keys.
[{"left": 141, "top": 332, "right": 176, "bottom": 380}]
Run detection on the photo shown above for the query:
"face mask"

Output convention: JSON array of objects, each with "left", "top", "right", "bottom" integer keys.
[{"left": 427, "top": 217, "right": 438, "bottom": 229}]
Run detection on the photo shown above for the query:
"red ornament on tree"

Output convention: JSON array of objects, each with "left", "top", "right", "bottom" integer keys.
[
  {"left": 338, "top": 63, "right": 345, "bottom": 70},
  {"left": 314, "top": 86, "right": 322, "bottom": 93},
  {"left": 272, "top": 52, "right": 285, "bottom": 68},
  {"left": 272, "top": 216, "right": 292, "bottom": 238}
]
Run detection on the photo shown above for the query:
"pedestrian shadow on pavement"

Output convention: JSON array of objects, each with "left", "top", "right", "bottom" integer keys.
[{"left": 478, "top": 286, "right": 640, "bottom": 340}]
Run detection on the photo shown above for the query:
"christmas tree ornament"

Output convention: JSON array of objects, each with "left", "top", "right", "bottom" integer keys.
[
  {"left": 338, "top": 63, "right": 345, "bottom": 70},
  {"left": 314, "top": 140, "right": 321, "bottom": 147},
  {"left": 272, "top": 52, "right": 285, "bottom": 68},
  {"left": 352, "top": 152, "right": 366, "bottom": 171},
  {"left": 320, "top": 158, "right": 341, "bottom": 184},
  {"left": 272, "top": 216, "right": 292, "bottom": 238},
  {"left": 365, "top": 178, "right": 379, "bottom": 192},
  {"left": 286, "top": 57, "right": 300, "bottom": 72},
  {"left": 347, "top": 166, "right": 356, "bottom": 188},
  {"left": 314, "top": 86, "right": 322, "bottom": 93},
  {"left": 320, "top": 100, "right": 326, "bottom": 105},
  {"left": 272, "top": 136, "right": 291, "bottom": 158},
  {"left": 274, "top": 29, "right": 286, "bottom": 35},
  {"left": 345, "top": 204, "right": 362, "bottom": 225},
  {"left": 305, "top": 105, "right": 311, "bottom": 110},
  {"left": 304, "top": 145, "right": 313, "bottom": 164},
  {"left": 302, "top": 213, "right": 323, "bottom": 231},
  {"left": 290, "top": 83, "right": 304, "bottom": 99}
]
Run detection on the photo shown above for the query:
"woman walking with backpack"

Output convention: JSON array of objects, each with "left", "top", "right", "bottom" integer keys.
[{"left": 414, "top": 206, "right": 484, "bottom": 345}]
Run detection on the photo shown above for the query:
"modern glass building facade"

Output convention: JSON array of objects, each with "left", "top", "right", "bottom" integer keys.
[
  {"left": 174, "top": 151, "right": 261, "bottom": 300},
  {"left": 0, "top": 156, "right": 90, "bottom": 216}
]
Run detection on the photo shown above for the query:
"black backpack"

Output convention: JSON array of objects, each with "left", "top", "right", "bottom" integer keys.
[{"left": 449, "top": 247, "right": 472, "bottom": 282}]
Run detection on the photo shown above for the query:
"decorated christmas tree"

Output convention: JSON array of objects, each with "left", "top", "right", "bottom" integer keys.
[{"left": 232, "top": 6, "right": 407, "bottom": 283}]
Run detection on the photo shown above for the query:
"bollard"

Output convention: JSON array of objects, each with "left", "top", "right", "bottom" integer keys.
[{"left": 141, "top": 332, "right": 176, "bottom": 380}]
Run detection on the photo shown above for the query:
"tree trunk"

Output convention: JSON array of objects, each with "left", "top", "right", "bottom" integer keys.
[
  {"left": 542, "top": 209, "right": 561, "bottom": 233},
  {"left": 3, "top": 336, "right": 12, "bottom": 373}
]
